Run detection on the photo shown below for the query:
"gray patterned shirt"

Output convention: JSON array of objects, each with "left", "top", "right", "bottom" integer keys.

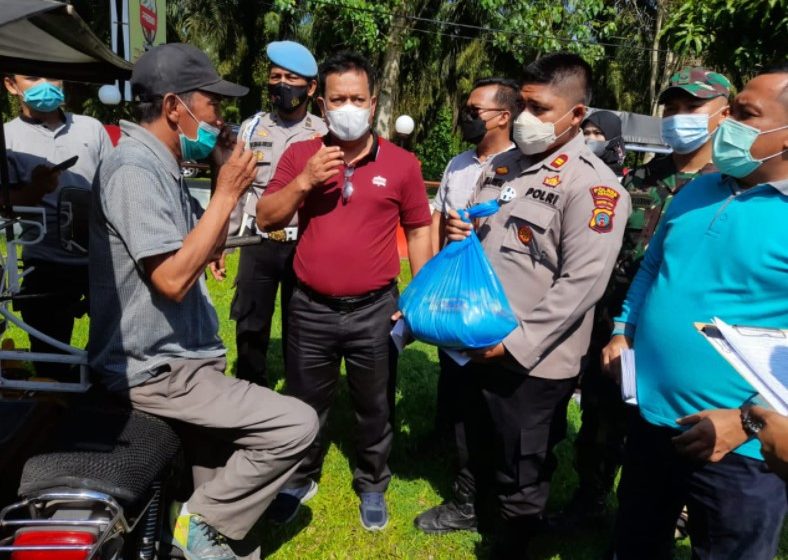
[{"left": 88, "top": 120, "right": 224, "bottom": 390}]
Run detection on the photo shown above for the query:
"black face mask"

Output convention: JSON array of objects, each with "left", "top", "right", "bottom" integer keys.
[
  {"left": 268, "top": 83, "right": 309, "bottom": 113},
  {"left": 459, "top": 108, "right": 488, "bottom": 144}
]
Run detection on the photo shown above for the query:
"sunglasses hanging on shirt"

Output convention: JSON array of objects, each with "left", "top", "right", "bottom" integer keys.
[{"left": 342, "top": 166, "right": 355, "bottom": 204}]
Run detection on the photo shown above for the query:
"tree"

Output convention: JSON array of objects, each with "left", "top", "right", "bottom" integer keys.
[
  {"left": 661, "top": 0, "right": 788, "bottom": 88},
  {"left": 168, "top": 0, "right": 285, "bottom": 117}
]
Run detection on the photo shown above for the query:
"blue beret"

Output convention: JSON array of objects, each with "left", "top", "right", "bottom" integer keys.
[{"left": 266, "top": 41, "right": 318, "bottom": 78}]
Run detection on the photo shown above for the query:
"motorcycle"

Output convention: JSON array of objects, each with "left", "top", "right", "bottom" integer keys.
[
  {"left": 0, "top": 397, "right": 182, "bottom": 560},
  {"left": 0, "top": 189, "right": 185, "bottom": 560},
  {"left": 0, "top": 194, "right": 261, "bottom": 560}
]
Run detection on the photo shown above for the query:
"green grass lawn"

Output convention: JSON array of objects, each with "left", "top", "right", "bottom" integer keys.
[{"left": 3, "top": 252, "right": 786, "bottom": 559}]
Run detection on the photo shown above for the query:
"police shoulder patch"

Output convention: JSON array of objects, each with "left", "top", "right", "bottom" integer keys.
[{"left": 588, "top": 185, "right": 620, "bottom": 233}]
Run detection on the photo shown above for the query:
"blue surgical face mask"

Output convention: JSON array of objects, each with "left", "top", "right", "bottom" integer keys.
[
  {"left": 22, "top": 81, "right": 64, "bottom": 113},
  {"left": 177, "top": 96, "right": 220, "bottom": 161},
  {"left": 712, "top": 118, "right": 788, "bottom": 178},
  {"left": 660, "top": 106, "right": 726, "bottom": 154}
]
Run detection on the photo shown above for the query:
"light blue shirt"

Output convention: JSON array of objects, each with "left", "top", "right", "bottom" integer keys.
[{"left": 615, "top": 172, "right": 788, "bottom": 460}]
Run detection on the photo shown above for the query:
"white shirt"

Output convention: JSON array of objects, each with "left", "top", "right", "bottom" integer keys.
[{"left": 432, "top": 143, "right": 515, "bottom": 213}]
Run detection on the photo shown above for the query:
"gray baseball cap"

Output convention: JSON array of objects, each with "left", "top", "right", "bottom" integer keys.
[{"left": 131, "top": 43, "right": 248, "bottom": 101}]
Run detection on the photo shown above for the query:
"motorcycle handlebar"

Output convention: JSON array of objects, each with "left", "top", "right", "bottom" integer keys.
[{"left": 223, "top": 235, "right": 264, "bottom": 249}]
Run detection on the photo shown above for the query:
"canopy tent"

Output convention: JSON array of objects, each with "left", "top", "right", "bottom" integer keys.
[{"left": 0, "top": 0, "right": 132, "bottom": 83}]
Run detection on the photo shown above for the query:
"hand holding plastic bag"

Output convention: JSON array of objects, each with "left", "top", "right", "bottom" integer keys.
[{"left": 399, "top": 199, "right": 518, "bottom": 350}]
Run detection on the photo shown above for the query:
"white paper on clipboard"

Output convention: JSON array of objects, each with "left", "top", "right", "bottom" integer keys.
[
  {"left": 696, "top": 319, "right": 788, "bottom": 415},
  {"left": 619, "top": 348, "right": 638, "bottom": 405}
]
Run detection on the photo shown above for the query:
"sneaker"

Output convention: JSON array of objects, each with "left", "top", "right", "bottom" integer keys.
[
  {"left": 172, "top": 513, "right": 235, "bottom": 560},
  {"left": 359, "top": 492, "right": 388, "bottom": 531},
  {"left": 266, "top": 480, "right": 318, "bottom": 524},
  {"left": 414, "top": 500, "right": 478, "bottom": 534}
]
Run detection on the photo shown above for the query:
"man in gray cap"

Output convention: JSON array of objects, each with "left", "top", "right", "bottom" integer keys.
[
  {"left": 227, "top": 40, "right": 327, "bottom": 388},
  {"left": 88, "top": 43, "right": 318, "bottom": 560}
]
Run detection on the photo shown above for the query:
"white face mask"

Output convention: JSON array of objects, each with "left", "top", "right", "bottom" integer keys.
[
  {"left": 513, "top": 108, "right": 575, "bottom": 155},
  {"left": 325, "top": 103, "right": 371, "bottom": 141}
]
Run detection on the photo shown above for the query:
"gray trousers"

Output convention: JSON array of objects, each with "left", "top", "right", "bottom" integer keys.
[{"left": 126, "top": 357, "right": 319, "bottom": 541}]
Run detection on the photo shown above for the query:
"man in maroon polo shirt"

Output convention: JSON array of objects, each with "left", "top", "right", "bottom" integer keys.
[{"left": 257, "top": 51, "right": 432, "bottom": 531}]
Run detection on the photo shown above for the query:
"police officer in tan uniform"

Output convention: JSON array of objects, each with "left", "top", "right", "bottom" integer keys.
[
  {"left": 414, "top": 53, "right": 630, "bottom": 559},
  {"left": 231, "top": 41, "right": 327, "bottom": 387}
]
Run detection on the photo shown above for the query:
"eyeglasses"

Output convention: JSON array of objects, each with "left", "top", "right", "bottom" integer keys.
[{"left": 342, "top": 166, "right": 355, "bottom": 204}]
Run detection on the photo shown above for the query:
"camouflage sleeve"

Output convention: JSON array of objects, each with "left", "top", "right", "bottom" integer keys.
[{"left": 613, "top": 204, "right": 669, "bottom": 337}]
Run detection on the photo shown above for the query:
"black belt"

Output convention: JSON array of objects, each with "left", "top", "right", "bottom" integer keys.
[{"left": 296, "top": 280, "right": 396, "bottom": 312}]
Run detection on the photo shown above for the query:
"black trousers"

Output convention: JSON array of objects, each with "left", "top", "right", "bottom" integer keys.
[
  {"left": 574, "top": 331, "right": 629, "bottom": 503},
  {"left": 435, "top": 349, "right": 469, "bottom": 434},
  {"left": 17, "top": 259, "right": 88, "bottom": 378},
  {"left": 454, "top": 364, "right": 577, "bottom": 523},
  {"left": 614, "top": 415, "right": 787, "bottom": 560},
  {"left": 284, "top": 284, "right": 399, "bottom": 494},
  {"left": 230, "top": 239, "right": 295, "bottom": 387}
]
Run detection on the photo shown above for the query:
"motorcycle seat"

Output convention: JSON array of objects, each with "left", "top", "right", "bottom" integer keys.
[{"left": 18, "top": 405, "right": 180, "bottom": 507}]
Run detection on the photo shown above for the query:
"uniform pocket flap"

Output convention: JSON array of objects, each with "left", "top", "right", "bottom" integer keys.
[{"left": 509, "top": 200, "right": 556, "bottom": 230}]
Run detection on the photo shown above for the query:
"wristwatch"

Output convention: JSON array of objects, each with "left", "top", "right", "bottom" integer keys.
[{"left": 740, "top": 406, "right": 765, "bottom": 438}]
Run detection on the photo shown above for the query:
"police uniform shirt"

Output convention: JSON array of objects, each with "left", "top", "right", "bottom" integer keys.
[
  {"left": 474, "top": 132, "right": 631, "bottom": 380},
  {"left": 237, "top": 110, "right": 327, "bottom": 229}
]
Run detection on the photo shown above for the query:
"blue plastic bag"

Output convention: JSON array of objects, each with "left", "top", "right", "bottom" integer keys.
[{"left": 399, "top": 199, "right": 518, "bottom": 350}]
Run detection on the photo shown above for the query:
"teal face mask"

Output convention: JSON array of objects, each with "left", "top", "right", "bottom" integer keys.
[
  {"left": 176, "top": 96, "right": 220, "bottom": 161},
  {"left": 22, "top": 81, "right": 64, "bottom": 113},
  {"left": 712, "top": 118, "right": 788, "bottom": 178}
]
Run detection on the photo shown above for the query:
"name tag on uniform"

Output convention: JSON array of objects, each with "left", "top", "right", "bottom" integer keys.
[{"left": 499, "top": 186, "right": 516, "bottom": 203}]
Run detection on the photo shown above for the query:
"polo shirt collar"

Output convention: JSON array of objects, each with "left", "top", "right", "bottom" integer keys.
[
  {"left": 19, "top": 110, "right": 69, "bottom": 135},
  {"left": 724, "top": 174, "right": 788, "bottom": 196},
  {"left": 473, "top": 142, "right": 516, "bottom": 164},
  {"left": 119, "top": 120, "right": 181, "bottom": 180},
  {"left": 324, "top": 131, "right": 380, "bottom": 165},
  {"left": 768, "top": 178, "right": 788, "bottom": 195}
]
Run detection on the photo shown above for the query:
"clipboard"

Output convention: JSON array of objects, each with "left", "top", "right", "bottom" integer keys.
[{"left": 695, "top": 319, "right": 788, "bottom": 415}]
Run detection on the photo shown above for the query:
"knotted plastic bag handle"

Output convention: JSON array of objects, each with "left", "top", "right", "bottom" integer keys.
[{"left": 459, "top": 199, "right": 502, "bottom": 223}]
